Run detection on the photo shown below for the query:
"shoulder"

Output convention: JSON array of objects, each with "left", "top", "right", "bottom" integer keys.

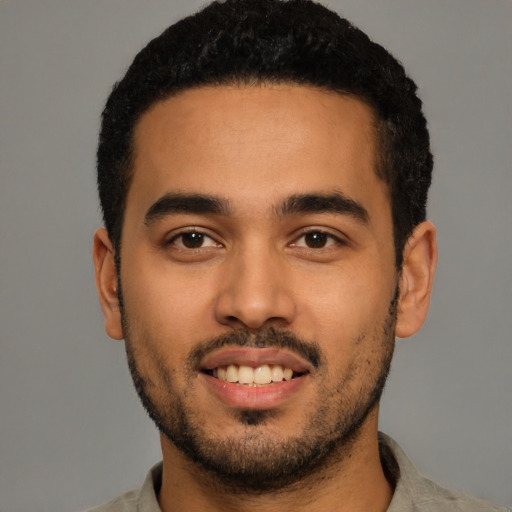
[
  {"left": 85, "top": 489, "right": 139, "bottom": 512},
  {"left": 410, "top": 476, "right": 510, "bottom": 511},
  {"left": 379, "top": 433, "right": 510, "bottom": 512},
  {"left": 83, "top": 462, "right": 163, "bottom": 512}
]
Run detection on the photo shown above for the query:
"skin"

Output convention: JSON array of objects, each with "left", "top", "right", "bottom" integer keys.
[{"left": 94, "top": 84, "right": 437, "bottom": 512}]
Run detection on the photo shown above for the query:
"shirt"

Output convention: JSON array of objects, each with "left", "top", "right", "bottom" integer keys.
[{"left": 86, "top": 433, "right": 510, "bottom": 511}]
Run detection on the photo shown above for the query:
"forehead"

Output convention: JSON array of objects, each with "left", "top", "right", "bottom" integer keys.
[{"left": 128, "top": 84, "right": 387, "bottom": 219}]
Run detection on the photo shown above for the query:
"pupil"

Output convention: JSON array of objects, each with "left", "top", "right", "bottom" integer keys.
[
  {"left": 305, "top": 232, "right": 327, "bottom": 248},
  {"left": 183, "top": 232, "right": 204, "bottom": 248}
]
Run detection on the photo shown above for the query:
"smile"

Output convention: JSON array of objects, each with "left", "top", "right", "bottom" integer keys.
[
  {"left": 205, "top": 364, "right": 307, "bottom": 386},
  {"left": 198, "top": 348, "right": 313, "bottom": 409}
]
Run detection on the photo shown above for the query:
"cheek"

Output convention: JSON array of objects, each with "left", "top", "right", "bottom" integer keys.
[
  {"left": 124, "top": 248, "right": 192, "bottom": 303},
  {"left": 296, "top": 263, "right": 393, "bottom": 333},
  {"left": 121, "top": 260, "right": 219, "bottom": 347}
]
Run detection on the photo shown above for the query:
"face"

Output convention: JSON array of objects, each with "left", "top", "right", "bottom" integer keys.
[{"left": 115, "top": 85, "right": 399, "bottom": 490}]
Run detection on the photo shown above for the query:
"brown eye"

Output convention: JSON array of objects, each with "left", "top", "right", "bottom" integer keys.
[
  {"left": 304, "top": 231, "right": 329, "bottom": 248},
  {"left": 170, "top": 231, "right": 219, "bottom": 249},
  {"left": 181, "top": 232, "right": 205, "bottom": 248},
  {"left": 290, "top": 230, "right": 342, "bottom": 250}
]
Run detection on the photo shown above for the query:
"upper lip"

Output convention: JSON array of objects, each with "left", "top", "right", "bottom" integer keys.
[{"left": 199, "top": 347, "right": 313, "bottom": 374}]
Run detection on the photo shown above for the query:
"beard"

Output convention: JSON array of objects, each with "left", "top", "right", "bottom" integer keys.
[{"left": 122, "top": 292, "right": 397, "bottom": 494}]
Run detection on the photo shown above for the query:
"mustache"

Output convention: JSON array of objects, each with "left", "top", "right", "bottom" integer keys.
[{"left": 187, "top": 327, "right": 323, "bottom": 370}]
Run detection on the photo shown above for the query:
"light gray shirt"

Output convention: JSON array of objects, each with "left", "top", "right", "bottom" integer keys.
[{"left": 86, "top": 433, "right": 510, "bottom": 511}]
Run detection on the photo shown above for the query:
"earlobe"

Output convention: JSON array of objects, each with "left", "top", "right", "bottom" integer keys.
[
  {"left": 92, "top": 228, "right": 124, "bottom": 340},
  {"left": 395, "top": 221, "right": 438, "bottom": 338}
]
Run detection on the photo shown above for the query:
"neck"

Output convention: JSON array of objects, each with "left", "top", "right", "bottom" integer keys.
[{"left": 158, "top": 409, "right": 392, "bottom": 512}]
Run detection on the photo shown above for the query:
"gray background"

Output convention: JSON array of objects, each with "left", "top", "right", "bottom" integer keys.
[{"left": 1, "top": 1, "right": 511, "bottom": 511}]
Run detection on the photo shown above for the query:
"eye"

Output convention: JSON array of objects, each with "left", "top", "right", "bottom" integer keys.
[
  {"left": 168, "top": 230, "right": 220, "bottom": 249},
  {"left": 291, "top": 230, "right": 342, "bottom": 249}
]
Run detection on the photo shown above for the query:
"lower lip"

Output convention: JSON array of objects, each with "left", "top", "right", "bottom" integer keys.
[{"left": 200, "top": 373, "right": 309, "bottom": 410}]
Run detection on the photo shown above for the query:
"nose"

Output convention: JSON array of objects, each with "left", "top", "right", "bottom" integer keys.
[{"left": 214, "top": 244, "right": 296, "bottom": 330}]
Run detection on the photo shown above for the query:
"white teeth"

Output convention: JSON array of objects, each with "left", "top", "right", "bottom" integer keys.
[
  {"left": 253, "top": 364, "right": 272, "bottom": 384},
  {"left": 271, "top": 365, "right": 284, "bottom": 382},
  {"left": 226, "top": 364, "right": 238, "bottom": 383},
  {"left": 212, "top": 364, "right": 296, "bottom": 386},
  {"left": 238, "top": 365, "right": 254, "bottom": 384}
]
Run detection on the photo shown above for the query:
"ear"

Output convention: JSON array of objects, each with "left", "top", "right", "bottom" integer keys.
[
  {"left": 395, "top": 221, "right": 438, "bottom": 338},
  {"left": 92, "top": 228, "right": 124, "bottom": 340}
]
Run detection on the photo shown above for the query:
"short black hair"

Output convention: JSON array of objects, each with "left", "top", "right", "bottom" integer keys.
[{"left": 97, "top": 0, "right": 432, "bottom": 268}]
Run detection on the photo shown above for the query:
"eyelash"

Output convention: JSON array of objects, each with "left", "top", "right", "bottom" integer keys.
[
  {"left": 165, "top": 228, "right": 346, "bottom": 251},
  {"left": 291, "top": 229, "right": 346, "bottom": 249},
  {"left": 166, "top": 229, "right": 220, "bottom": 250}
]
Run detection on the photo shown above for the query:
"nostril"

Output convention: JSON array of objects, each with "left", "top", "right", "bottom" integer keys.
[{"left": 214, "top": 279, "right": 296, "bottom": 330}]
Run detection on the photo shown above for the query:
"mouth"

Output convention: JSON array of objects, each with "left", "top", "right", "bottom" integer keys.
[
  {"left": 198, "top": 348, "right": 312, "bottom": 409},
  {"left": 203, "top": 364, "right": 309, "bottom": 387}
]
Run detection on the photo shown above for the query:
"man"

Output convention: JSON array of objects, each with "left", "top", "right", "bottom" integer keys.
[{"left": 91, "top": 0, "right": 507, "bottom": 510}]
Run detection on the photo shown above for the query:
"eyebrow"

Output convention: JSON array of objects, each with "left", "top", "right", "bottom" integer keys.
[
  {"left": 143, "top": 191, "right": 369, "bottom": 226},
  {"left": 144, "top": 193, "right": 230, "bottom": 226},
  {"left": 276, "top": 192, "right": 369, "bottom": 223}
]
